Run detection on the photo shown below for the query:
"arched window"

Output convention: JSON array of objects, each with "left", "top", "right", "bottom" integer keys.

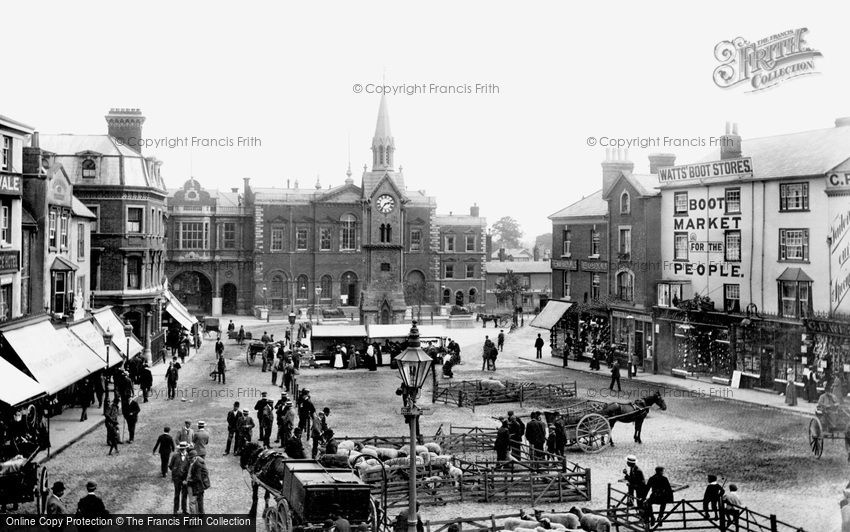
[
  {"left": 270, "top": 275, "right": 284, "bottom": 299},
  {"left": 296, "top": 275, "right": 309, "bottom": 300},
  {"left": 270, "top": 273, "right": 288, "bottom": 310},
  {"left": 340, "top": 271, "right": 358, "bottom": 306},
  {"left": 379, "top": 224, "right": 386, "bottom": 243},
  {"left": 469, "top": 287, "right": 477, "bottom": 304},
  {"left": 82, "top": 159, "right": 96, "bottom": 178},
  {"left": 386, "top": 224, "right": 392, "bottom": 241},
  {"left": 616, "top": 271, "right": 634, "bottom": 301},
  {"left": 620, "top": 191, "right": 630, "bottom": 214},
  {"left": 340, "top": 214, "right": 357, "bottom": 251},
  {"left": 442, "top": 288, "right": 451, "bottom": 305},
  {"left": 320, "top": 275, "right": 333, "bottom": 301}
]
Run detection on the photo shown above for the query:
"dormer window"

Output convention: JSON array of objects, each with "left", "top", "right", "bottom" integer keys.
[
  {"left": 82, "top": 159, "right": 97, "bottom": 178},
  {"left": 620, "top": 191, "right": 631, "bottom": 214}
]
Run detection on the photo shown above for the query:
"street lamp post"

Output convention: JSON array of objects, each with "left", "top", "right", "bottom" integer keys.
[
  {"left": 396, "top": 322, "right": 434, "bottom": 532},
  {"left": 626, "top": 314, "right": 635, "bottom": 379},
  {"left": 263, "top": 287, "right": 269, "bottom": 323},
  {"left": 102, "top": 328, "right": 114, "bottom": 415},
  {"left": 315, "top": 287, "right": 322, "bottom": 323}
]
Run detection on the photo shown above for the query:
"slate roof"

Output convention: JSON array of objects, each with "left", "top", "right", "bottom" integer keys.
[
  {"left": 624, "top": 172, "right": 661, "bottom": 197},
  {"left": 548, "top": 189, "right": 607, "bottom": 219},
  {"left": 435, "top": 214, "right": 486, "bottom": 227},
  {"left": 698, "top": 124, "right": 850, "bottom": 179},
  {"left": 485, "top": 261, "right": 551, "bottom": 274}
]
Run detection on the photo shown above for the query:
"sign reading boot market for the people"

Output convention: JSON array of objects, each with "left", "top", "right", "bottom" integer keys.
[{"left": 657, "top": 157, "right": 752, "bottom": 184}]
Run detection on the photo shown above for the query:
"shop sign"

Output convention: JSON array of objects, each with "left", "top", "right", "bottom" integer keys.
[
  {"left": 658, "top": 157, "right": 752, "bottom": 184},
  {"left": 803, "top": 318, "right": 850, "bottom": 338},
  {"left": 0, "top": 250, "right": 19, "bottom": 273},
  {"left": 580, "top": 261, "right": 608, "bottom": 272},
  {"left": 0, "top": 173, "right": 22, "bottom": 195},
  {"left": 689, "top": 241, "right": 724, "bottom": 253},
  {"left": 48, "top": 180, "right": 72, "bottom": 207},
  {"left": 668, "top": 191, "right": 744, "bottom": 278},
  {"left": 830, "top": 207, "right": 850, "bottom": 314},
  {"left": 827, "top": 172, "right": 850, "bottom": 192},
  {"left": 551, "top": 259, "right": 578, "bottom": 271}
]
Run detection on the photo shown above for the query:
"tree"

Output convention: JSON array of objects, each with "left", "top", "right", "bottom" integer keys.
[
  {"left": 494, "top": 269, "right": 524, "bottom": 313},
  {"left": 534, "top": 232, "right": 552, "bottom": 254},
  {"left": 403, "top": 278, "right": 433, "bottom": 319},
  {"left": 491, "top": 216, "right": 524, "bottom": 249}
]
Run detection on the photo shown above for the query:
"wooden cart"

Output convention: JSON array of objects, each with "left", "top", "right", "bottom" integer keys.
[{"left": 809, "top": 401, "right": 850, "bottom": 458}]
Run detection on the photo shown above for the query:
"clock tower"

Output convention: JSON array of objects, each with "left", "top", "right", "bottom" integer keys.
[{"left": 360, "top": 95, "right": 408, "bottom": 324}]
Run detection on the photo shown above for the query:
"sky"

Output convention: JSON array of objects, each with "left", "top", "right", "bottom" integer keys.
[{"left": 2, "top": 1, "right": 847, "bottom": 240}]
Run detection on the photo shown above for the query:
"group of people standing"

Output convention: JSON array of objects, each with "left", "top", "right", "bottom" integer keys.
[
  {"left": 494, "top": 410, "right": 570, "bottom": 462},
  {"left": 151, "top": 419, "right": 211, "bottom": 515}
]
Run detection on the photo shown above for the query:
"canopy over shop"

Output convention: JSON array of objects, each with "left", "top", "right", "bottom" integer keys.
[
  {"left": 92, "top": 307, "right": 143, "bottom": 358},
  {"left": 162, "top": 289, "right": 199, "bottom": 332},
  {"left": 310, "top": 325, "right": 368, "bottom": 361},
  {"left": 530, "top": 299, "right": 573, "bottom": 358}
]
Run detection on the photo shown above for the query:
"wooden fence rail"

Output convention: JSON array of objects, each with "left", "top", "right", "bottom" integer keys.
[
  {"left": 433, "top": 379, "right": 578, "bottom": 411},
  {"left": 606, "top": 483, "right": 807, "bottom": 532}
]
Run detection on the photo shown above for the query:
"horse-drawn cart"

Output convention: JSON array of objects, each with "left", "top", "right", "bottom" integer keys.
[
  {"left": 245, "top": 452, "right": 378, "bottom": 532},
  {"left": 0, "top": 404, "right": 50, "bottom": 512},
  {"left": 809, "top": 395, "right": 850, "bottom": 458}
]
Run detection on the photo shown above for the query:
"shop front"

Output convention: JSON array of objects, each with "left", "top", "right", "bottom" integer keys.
[
  {"left": 802, "top": 317, "right": 850, "bottom": 397},
  {"left": 610, "top": 310, "right": 653, "bottom": 370},
  {"left": 653, "top": 303, "right": 737, "bottom": 380},
  {"left": 529, "top": 299, "right": 573, "bottom": 359}
]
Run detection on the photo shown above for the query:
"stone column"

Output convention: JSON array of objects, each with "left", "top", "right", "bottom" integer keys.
[{"left": 143, "top": 308, "right": 153, "bottom": 364}]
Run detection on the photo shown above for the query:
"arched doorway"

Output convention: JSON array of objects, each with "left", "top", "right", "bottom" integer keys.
[
  {"left": 269, "top": 272, "right": 290, "bottom": 310},
  {"left": 222, "top": 283, "right": 237, "bottom": 314},
  {"left": 171, "top": 271, "right": 213, "bottom": 314},
  {"left": 341, "top": 272, "right": 359, "bottom": 307},
  {"left": 320, "top": 275, "right": 333, "bottom": 305},
  {"left": 442, "top": 288, "right": 451, "bottom": 305},
  {"left": 455, "top": 290, "right": 465, "bottom": 307},
  {"left": 469, "top": 287, "right": 478, "bottom": 304},
  {"left": 380, "top": 300, "right": 391, "bottom": 324}
]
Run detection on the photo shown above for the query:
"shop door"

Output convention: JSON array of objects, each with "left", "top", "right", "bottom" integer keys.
[{"left": 634, "top": 330, "right": 645, "bottom": 365}]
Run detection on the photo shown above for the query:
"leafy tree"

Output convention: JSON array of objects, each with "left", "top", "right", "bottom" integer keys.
[
  {"left": 491, "top": 216, "right": 524, "bottom": 249},
  {"left": 534, "top": 232, "right": 552, "bottom": 255},
  {"left": 494, "top": 269, "right": 524, "bottom": 311}
]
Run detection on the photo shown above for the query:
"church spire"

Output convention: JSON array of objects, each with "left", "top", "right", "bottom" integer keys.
[{"left": 371, "top": 94, "right": 394, "bottom": 171}]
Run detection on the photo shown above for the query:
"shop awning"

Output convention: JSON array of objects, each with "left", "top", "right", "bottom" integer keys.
[
  {"left": 311, "top": 325, "right": 368, "bottom": 338},
  {"left": 69, "top": 320, "right": 124, "bottom": 368},
  {"left": 50, "top": 256, "right": 79, "bottom": 272},
  {"left": 777, "top": 267, "right": 814, "bottom": 282},
  {"left": 92, "top": 307, "right": 143, "bottom": 358},
  {"left": 55, "top": 327, "right": 108, "bottom": 374},
  {"left": 162, "top": 289, "right": 198, "bottom": 331},
  {"left": 530, "top": 300, "right": 573, "bottom": 330},
  {"left": 367, "top": 324, "right": 447, "bottom": 340},
  {"left": 2, "top": 320, "right": 92, "bottom": 394},
  {"left": 0, "top": 357, "right": 46, "bottom": 408}
]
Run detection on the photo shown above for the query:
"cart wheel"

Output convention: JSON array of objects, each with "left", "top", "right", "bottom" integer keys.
[
  {"left": 36, "top": 467, "right": 49, "bottom": 513},
  {"left": 25, "top": 404, "right": 38, "bottom": 429},
  {"left": 808, "top": 417, "right": 824, "bottom": 458},
  {"left": 576, "top": 413, "right": 611, "bottom": 453},
  {"left": 277, "top": 499, "right": 292, "bottom": 532},
  {"left": 368, "top": 497, "right": 379, "bottom": 532}
]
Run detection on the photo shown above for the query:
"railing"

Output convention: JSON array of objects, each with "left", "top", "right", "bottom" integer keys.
[
  {"left": 606, "top": 483, "right": 807, "bottom": 532},
  {"left": 432, "top": 378, "right": 578, "bottom": 412}
]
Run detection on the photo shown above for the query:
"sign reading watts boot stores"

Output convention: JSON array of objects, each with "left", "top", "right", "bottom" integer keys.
[{"left": 658, "top": 157, "right": 752, "bottom": 184}]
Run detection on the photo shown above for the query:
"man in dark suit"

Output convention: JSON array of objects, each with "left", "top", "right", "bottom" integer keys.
[
  {"left": 534, "top": 334, "right": 545, "bottom": 359},
  {"left": 192, "top": 421, "right": 210, "bottom": 457},
  {"left": 610, "top": 361, "right": 622, "bottom": 392},
  {"left": 45, "top": 481, "right": 67, "bottom": 525},
  {"left": 224, "top": 402, "right": 240, "bottom": 455},
  {"left": 124, "top": 395, "right": 140, "bottom": 443},
  {"left": 702, "top": 474, "right": 724, "bottom": 520},
  {"left": 524, "top": 411, "right": 547, "bottom": 460},
  {"left": 624, "top": 455, "right": 646, "bottom": 506},
  {"left": 169, "top": 442, "right": 191, "bottom": 514},
  {"left": 645, "top": 466, "right": 674, "bottom": 526},
  {"left": 139, "top": 363, "right": 153, "bottom": 402},
  {"left": 76, "top": 480, "right": 108, "bottom": 530},
  {"left": 153, "top": 426, "right": 175, "bottom": 477}
]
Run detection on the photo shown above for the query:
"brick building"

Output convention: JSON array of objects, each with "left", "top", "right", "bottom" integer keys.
[
  {"left": 40, "top": 109, "right": 168, "bottom": 360},
  {"left": 251, "top": 96, "right": 486, "bottom": 323},
  {"left": 165, "top": 178, "right": 254, "bottom": 315}
]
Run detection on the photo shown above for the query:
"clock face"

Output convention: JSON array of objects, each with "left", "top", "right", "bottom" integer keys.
[{"left": 376, "top": 194, "right": 395, "bottom": 214}]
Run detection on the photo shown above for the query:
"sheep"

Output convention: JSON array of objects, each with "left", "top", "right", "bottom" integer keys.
[
  {"left": 338, "top": 440, "right": 356, "bottom": 451},
  {"left": 572, "top": 508, "right": 611, "bottom": 532},
  {"left": 429, "top": 455, "right": 452, "bottom": 468},
  {"left": 501, "top": 518, "right": 542, "bottom": 531},
  {"left": 534, "top": 511, "right": 581, "bottom": 530},
  {"left": 359, "top": 447, "right": 379, "bottom": 459},
  {"left": 478, "top": 379, "right": 506, "bottom": 390},
  {"left": 346, "top": 451, "right": 362, "bottom": 466},
  {"left": 444, "top": 463, "right": 464, "bottom": 487},
  {"left": 375, "top": 447, "right": 399, "bottom": 460},
  {"left": 424, "top": 442, "right": 442, "bottom": 454},
  {"left": 415, "top": 445, "right": 430, "bottom": 455}
]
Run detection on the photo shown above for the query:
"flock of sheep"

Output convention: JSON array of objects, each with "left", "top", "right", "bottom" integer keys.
[{"left": 503, "top": 509, "right": 611, "bottom": 532}]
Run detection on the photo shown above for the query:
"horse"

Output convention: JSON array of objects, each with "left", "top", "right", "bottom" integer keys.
[
  {"left": 601, "top": 390, "right": 667, "bottom": 445},
  {"left": 476, "top": 313, "right": 509, "bottom": 328}
]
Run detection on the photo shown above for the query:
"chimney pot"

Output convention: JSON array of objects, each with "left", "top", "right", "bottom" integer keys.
[
  {"left": 231, "top": 188, "right": 238, "bottom": 193},
  {"left": 732, "top": 123, "right": 738, "bottom": 135},
  {"left": 31, "top": 132, "right": 39, "bottom": 149},
  {"left": 725, "top": 121, "right": 731, "bottom": 135},
  {"left": 648, "top": 153, "right": 677, "bottom": 174}
]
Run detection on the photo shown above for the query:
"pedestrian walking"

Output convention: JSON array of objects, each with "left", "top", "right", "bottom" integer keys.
[
  {"left": 804, "top": 367, "right": 819, "bottom": 403},
  {"left": 610, "top": 360, "right": 622, "bottom": 392},
  {"left": 623, "top": 455, "right": 647, "bottom": 507},
  {"left": 75, "top": 481, "right": 108, "bottom": 521},
  {"left": 298, "top": 389, "right": 316, "bottom": 435},
  {"left": 494, "top": 419, "right": 510, "bottom": 464},
  {"left": 187, "top": 450, "right": 210, "bottom": 515},
  {"left": 224, "top": 402, "right": 241, "bottom": 455},
  {"left": 534, "top": 333, "right": 545, "bottom": 359},
  {"left": 239, "top": 409, "right": 256, "bottom": 448},
  {"left": 139, "top": 362, "right": 153, "bottom": 402},
  {"left": 105, "top": 402, "right": 120, "bottom": 455},
  {"left": 311, "top": 411, "right": 327, "bottom": 458},
  {"left": 93, "top": 372, "right": 105, "bottom": 408},
  {"left": 227, "top": 320, "right": 235, "bottom": 335},
  {"left": 644, "top": 466, "right": 674, "bottom": 526},
  {"left": 78, "top": 378, "right": 91, "bottom": 422},
  {"left": 255, "top": 392, "right": 274, "bottom": 447},
  {"left": 153, "top": 427, "right": 176, "bottom": 477},
  {"left": 237, "top": 326, "right": 245, "bottom": 346},
  {"left": 482, "top": 336, "right": 494, "bottom": 371},
  {"left": 169, "top": 442, "right": 191, "bottom": 514},
  {"left": 46, "top": 481, "right": 67, "bottom": 521},
  {"left": 217, "top": 354, "right": 226, "bottom": 384},
  {"left": 215, "top": 337, "right": 224, "bottom": 358},
  {"left": 497, "top": 330, "right": 505, "bottom": 352},
  {"left": 785, "top": 368, "right": 798, "bottom": 406},
  {"left": 525, "top": 411, "right": 547, "bottom": 460},
  {"left": 124, "top": 395, "right": 140, "bottom": 443},
  {"left": 166, "top": 357, "right": 180, "bottom": 400},
  {"left": 283, "top": 358, "right": 296, "bottom": 393},
  {"left": 176, "top": 419, "right": 194, "bottom": 446},
  {"left": 271, "top": 345, "right": 281, "bottom": 385},
  {"left": 193, "top": 421, "right": 209, "bottom": 457}
]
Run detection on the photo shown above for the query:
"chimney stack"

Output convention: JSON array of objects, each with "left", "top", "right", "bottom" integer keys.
[
  {"left": 498, "top": 248, "right": 506, "bottom": 262},
  {"left": 720, "top": 121, "right": 742, "bottom": 160},
  {"left": 648, "top": 153, "right": 676, "bottom": 174},
  {"left": 601, "top": 147, "right": 634, "bottom": 196},
  {"left": 470, "top": 203, "right": 479, "bottom": 217},
  {"left": 485, "top": 232, "right": 493, "bottom": 261},
  {"left": 231, "top": 188, "right": 239, "bottom": 193},
  {"left": 105, "top": 108, "right": 145, "bottom": 154}
]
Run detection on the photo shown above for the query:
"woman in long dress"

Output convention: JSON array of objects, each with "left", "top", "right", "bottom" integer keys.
[
  {"left": 785, "top": 368, "right": 798, "bottom": 406},
  {"left": 333, "top": 346, "right": 344, "bottom": 369}
]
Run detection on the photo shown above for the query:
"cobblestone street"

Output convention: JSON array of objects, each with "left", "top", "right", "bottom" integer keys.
[{"left": 31, "top": 319, "right": 838, "bottom": 531}]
